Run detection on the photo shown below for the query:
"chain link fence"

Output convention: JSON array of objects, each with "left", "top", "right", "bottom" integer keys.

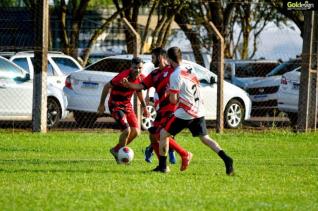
[{"left": 0, "top": 5, "right": 316, "bottom": 131}]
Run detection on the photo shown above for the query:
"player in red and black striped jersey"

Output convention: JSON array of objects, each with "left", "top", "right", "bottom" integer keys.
[
  {"left": 98, "top": 57, "right": 149, "bottom": 163},
  {"left": 122, "top": 48, "right": 191, "bottom": 171}
]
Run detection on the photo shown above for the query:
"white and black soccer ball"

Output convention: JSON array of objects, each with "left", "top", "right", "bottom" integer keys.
[{"left": 117, "top": 146, "right": 134, "bottom": 164}]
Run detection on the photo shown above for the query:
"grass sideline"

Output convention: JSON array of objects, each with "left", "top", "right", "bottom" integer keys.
[{"left": 0, "top": 129, "right": 317, "bottom": 210}]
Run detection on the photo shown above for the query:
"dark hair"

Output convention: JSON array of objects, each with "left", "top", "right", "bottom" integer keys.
[
  {"left": 167, "top": 47, "right": 182, "bottom": 63},
  {"left": 131, "top": 57, "right": 143, "bottom": 65},
  {"left": 151, "top": 47, "right": 166, "bottom": 57}
]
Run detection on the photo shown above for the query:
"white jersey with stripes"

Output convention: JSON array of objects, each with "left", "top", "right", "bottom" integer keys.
[{"left": 169, "top": 65, "right": 205, "bottom": 120}]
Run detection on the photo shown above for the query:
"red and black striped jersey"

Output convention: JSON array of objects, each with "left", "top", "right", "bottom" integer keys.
[
  {"left": 142, "top": 65, "right": 176, "bottom": 113},
  {"left": 109, "top": 69, "right": 144, "bottom": 112}
]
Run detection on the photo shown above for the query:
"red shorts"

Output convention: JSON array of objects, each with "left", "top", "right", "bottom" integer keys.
[
  {"left": 148, "top": 110, "right": 173, "bottom": 135},
  {"left": 111, "top": 109, "right": 138, "bottom": 130}
]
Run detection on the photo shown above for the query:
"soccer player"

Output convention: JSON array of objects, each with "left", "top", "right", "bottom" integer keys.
[
  {"left": 122, "top": 47, "right": 192, "bottom": 172},
  {"left": 97, "top": 57, "right": 149, "bottom": 163},
  {"left": 156, "top": 47, "right": 234, "bottom": 175}
]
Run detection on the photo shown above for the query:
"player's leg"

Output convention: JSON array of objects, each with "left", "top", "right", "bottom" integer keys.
[
  {"left": 199, "top": 135, "right": 234, "bottom": 176},
  {"left": 125, "top": 110, "right": 140, "bottom": 145},
  {"left": 190, "top": 117, "right": 234, "bottom": 176},
  {"left": 154, "top": 116, "right": 187, "bottom": 173},
  {"left": 152, "top": 128, "right": 171, "bottom": 173},
  {"left": 158, "top": 112, "right": 185, "bottom": 164},
  {"left": 109, "top": 110, "right": 131, "bottom": 163}
]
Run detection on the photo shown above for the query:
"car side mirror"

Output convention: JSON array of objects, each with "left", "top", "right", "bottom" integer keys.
[
  {"left": 14, "top": 73, "right": 30, "bottom": 82},
  {"left": 25, "top": 73, "right": 30, "bottom": 81},
  {"left": 210, "top": 76, "right": 216, "bottom": 84}
]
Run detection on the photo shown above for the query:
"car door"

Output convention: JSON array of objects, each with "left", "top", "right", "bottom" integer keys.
[
  {"left": 49, "top": 56, "right": 82, "bottom": 90},
  {"left": 0, "top": 57, "right": 33, "bottom": 117},
  {"left": 30, "top": 57, "right": 59, "bottom": 89},
  {"left": 187, "top": 62, "right": 217, "bottom": 120}
]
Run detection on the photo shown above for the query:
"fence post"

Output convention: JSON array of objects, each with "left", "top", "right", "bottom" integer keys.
[
  {"left": 298, "top": 11, "right": 318, "bottom": 132},
  {"left": 122, "top": 18, "right": 142, "bottom": 129},
  {"left": 208, "top": 21, "right": 224, "bottom": 134},
  {"left": 32, "top": 1, "right": 49, "bottom": 133}
]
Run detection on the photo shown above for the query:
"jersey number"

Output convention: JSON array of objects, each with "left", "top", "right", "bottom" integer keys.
[{"left": 191, "top": 84, "right": 199, "bottom": 102}]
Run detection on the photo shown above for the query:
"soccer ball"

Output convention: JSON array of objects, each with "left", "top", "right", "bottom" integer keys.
[{"left": 117, "top": 146, "right": 134, "bottom": 164}]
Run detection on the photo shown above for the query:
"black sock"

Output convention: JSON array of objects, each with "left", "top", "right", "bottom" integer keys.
[
  {"left": 159, "top": 156, "right": 167, "bottom": 169},
  {"left": 218, "top": 150, "right": 230, "bottom": 161}
]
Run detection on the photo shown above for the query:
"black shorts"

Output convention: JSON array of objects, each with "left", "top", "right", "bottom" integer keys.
[{"left": 165, "top": 116, "right": 208, "bottom": 137}]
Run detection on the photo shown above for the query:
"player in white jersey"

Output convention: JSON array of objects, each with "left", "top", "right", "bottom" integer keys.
[{"left": 154, "top": 47, "right": 234, "bottom": 175}]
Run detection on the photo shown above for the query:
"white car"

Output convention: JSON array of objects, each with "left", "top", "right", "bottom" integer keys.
[
  {"left": 244, "top": 58, "right": 301, "bottom": 116},
  {"left": 10, "top": 51, "right": 83, "bottom": 91},
  {"left": 277, "top": 67, "right": 302, "bottom": 125},
  {"left": 0, "top": 56, "right": 68, "bottom": 128},
  {"left": 64, "top": 55, "right": 252, "bottom": 129}
]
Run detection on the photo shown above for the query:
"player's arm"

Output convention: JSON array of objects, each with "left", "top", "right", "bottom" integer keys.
[
  {"left": 168, "top": 71, "right": 180, "bottom": 105},
  {"left": 122, "top": 78, "right": 145, "bottom": 90},
  {"left": 97, "top": 82, "right": 112, "bottom": 114},
  {"left": 169, "top": 91, "right": 178, "bottom": 105},
  {"left": 136, "top": 91, "right": 150, "bottom": 117}
]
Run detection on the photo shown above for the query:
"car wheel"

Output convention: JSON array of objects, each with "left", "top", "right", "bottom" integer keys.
[
  {"left": 74, "top": 111, "right": 97, "bottom": 128},
  {"left": 47, "top": 97, "right": 61, "bottom": 128},
  {"left": 287, "top": 112, "right": 298, "bottom": 126},
  {"left": 141, "top": 103, "right": 157, "bottom": 130},
  {"left": 224, "top": 99, "right": 245, "bottom": 129}
]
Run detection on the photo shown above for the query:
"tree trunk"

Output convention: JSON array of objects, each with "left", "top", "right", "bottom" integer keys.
[{"left": 175, "top": 13, "right": 205, "bottom": 67}]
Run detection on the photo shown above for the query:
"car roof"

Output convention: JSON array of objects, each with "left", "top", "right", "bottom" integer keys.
[
  {"left": 12, "top": 51, "right": 67, "bottom": 56},
  {"left": 224, "top": 59, "right": 279, "bottom": 64},
  {"left": 102, "top": 54, "right": 152, "bottom": 61}
]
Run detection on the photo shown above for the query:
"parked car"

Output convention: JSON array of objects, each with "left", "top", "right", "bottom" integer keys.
[
  {"left": 244, "top": 58, "right": 301, "bottom": 116},
  {"left": 0, "top": 56, "right": 68, "bottom": 128},
  {"left": 64, "top": 55, "right": 252, "bottom": 129},
  {"left": 64, "top": 55, "right": 155, "bottom": 128},
  {"left": 277, "top": 67, "right": 302, "bottom": 125},
  {"left": 224, "top": 59, "right": 280, "bottom": 89},
  {"left": 10, "top": 51, "right": 83, "bottom": 90}
]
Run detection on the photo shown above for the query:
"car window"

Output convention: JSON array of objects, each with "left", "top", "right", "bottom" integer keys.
[
  {"left": 236, "top": 63, "right": 278, "bottom": 77},
  {"left": 267, "top": 60, "right": 301, "bottom": 76},
  {"left": 85, "top": 59, "right": 131, "bottom": 73},
  {"left": 184, "top": 62, "right": 214, "bottom": 84},
  {"left": 142, "top": 62, "right": 154, "bottom": 76},
  {"left": 31, "top": 58, "right": 55, "bottom": 76},
  {"left": 51, "top": 57, "right": 80, "bottom": 75},
  {"left": 0, "top": 57, "right": 24, "bottom": 79},
  {"left": 11, "top": 58, "right": 30, "bottom": 73}
]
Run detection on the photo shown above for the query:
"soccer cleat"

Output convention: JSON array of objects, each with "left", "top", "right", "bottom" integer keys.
[
  {"left": 168, "top": 149, "right": 176, "bottom": 164},
  {"left": 180, "top": 152, "right": 193, "bottom": 171},
  {"left": 110, "top": 148, "right": 120, "bottom": 164},
  {"left": 152, "top": 165, "right": 170, "bottom": 173},
  {"left": 144, "top": 146, "right": 153, "bottom": 163},
  {"left": 224, "top": 157, "right": 234, "bottom": 176}
]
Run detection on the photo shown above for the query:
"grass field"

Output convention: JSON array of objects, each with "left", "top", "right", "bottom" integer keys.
[{"left": 0, "top": 129, "right": 317, "bottom": 210}]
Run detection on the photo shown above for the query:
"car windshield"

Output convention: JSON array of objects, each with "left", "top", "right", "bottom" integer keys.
[
  {"left": 85, "top": 59, "right": 131, "bottom": 73},
  {"left": 0, "top": 57, "right": 24, "bottom": 79},
  {"left": 85, "top": 58, "right": 153, "bottom": 75},
  {"left": 267, "top": 59, "right": 301, "bottom": 76},
  {"left": 51, "top": 57, "right": 81, "bottom": 75},
  {"left": 235, "top": 62, "right": 279, "bottom": 77}
]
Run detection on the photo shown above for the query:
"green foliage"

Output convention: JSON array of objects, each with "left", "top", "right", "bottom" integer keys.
[
  {"left": 0, "top": 130, "right": 317, "bottom": 210},
  {"left": 0, "top": 0, "right": 19, "bottom": 6},
  {"left": 88, "top": 0, "right": 114, "bottom": 8}
]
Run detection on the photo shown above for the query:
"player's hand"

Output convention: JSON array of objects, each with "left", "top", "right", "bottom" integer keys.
[
  {"left": 142, "top": 107, "right": 150, "bottom": 117},
  {"left": 121, "top": 77, "right": 129, "bottom": 87},
  {"left": 97, "top": 104, "right": 105, "bottom": 114},
  {"left": 145, "top": 96, "right": 150, "bottom": 105}
]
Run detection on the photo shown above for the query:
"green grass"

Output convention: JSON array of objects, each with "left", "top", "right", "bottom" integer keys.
[{"left": 0, "top": 129, "right": 317, "bottom": 210}]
